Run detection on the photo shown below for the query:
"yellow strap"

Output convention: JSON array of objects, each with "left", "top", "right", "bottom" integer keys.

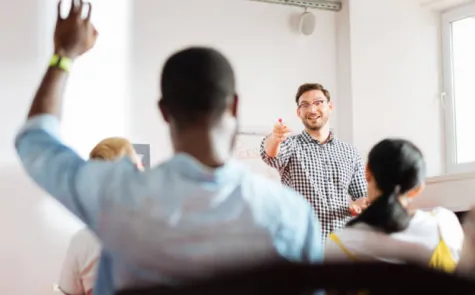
[
  {"left": 329, "top": 233, "right": 358, "bottom": 261},
  {"left": 428, "top": 209, "right": 457, "bottom": 273},
  {"left": 49, "top": 54, "right": 73, "bottom": 73},
  {"left": 429, "top": 240, "right": 457, "bottom": 273}
]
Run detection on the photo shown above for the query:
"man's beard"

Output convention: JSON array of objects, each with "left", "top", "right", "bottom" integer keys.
[{"left": 302, "top": 115, "right": 328, "bottom": 131}]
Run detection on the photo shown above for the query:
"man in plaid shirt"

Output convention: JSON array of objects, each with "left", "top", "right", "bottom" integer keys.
[{"left": 260, "top": 83, "right": 369, "bottom": 240}]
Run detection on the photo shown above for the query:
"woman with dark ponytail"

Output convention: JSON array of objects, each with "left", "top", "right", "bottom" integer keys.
[{"left": 324, "top": 139, "right": 463, "bottom": 273}]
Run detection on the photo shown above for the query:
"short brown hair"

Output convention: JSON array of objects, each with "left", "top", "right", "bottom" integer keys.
[
  {"left": 295, "top": 83, "right": 331, "bottom": 105},
  {"left": 89, "top": 137, "right": 135, "bottom": 161}
]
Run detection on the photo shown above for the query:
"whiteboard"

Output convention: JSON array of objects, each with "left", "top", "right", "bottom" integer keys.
[{"left": 233, "top": 133, "right": 280, "bottom": 181}]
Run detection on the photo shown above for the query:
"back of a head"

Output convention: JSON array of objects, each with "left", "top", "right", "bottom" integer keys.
[
  {"left": 348, "top": 138, "right": 426, "bottom": 234},
  {"left": 160, "top": 47, "right": 236, "bottom": 129},
  {"left": 89, "top": 137, "right": 135, "bottom": 161},
  {"left": 368, "top": 139, "right": 425, "bottom": 195}
]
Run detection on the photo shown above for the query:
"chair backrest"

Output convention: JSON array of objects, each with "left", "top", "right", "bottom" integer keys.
[{"left": 116, "top": 262, "right": 475, "bottom": 295}]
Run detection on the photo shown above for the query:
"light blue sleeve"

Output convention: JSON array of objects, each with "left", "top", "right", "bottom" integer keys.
[
  {"left": 300, "top": 204, "right": 324, "bottom": 263},
  {"left": 276, "top": 190, "right": 324, "bottom": 295},
  {"left": 274, "top": 188, "right": 324, "bottom": 264},
  {"left": 14, "top": 114, "right": 137, "bottom": 230}
]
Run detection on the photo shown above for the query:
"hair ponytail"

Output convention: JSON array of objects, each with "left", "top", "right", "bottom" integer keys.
[
  {"left": 347, "top": 139, "right": 425, "bottom": 234},
  {"left": 347, "top": 185, "right": 412, "bottom": 234}
]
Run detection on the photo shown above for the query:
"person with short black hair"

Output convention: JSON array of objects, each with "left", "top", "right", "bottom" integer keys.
[
  {"left": 325, "top": 139, "right": 463, "bottom": 273},
  {"left": 15, "top": 2, "right": 324, "bottom": 294}
]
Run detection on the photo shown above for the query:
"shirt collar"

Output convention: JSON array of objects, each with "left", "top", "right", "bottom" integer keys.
[
  {"left": 301, "top": 130, "right": 335, "bottom": 145},
  {"left": 169, "top": 153, "right": 244, "bottom": 184}
]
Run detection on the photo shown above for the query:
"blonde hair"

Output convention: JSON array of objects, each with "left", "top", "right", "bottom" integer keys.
[{"left": 89, "top": 137, "right": 135, "bottom": 161}]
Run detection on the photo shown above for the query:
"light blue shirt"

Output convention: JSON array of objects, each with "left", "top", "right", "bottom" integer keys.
[{"left": 15, "top": 115, "right": 324, "bottom": 295}]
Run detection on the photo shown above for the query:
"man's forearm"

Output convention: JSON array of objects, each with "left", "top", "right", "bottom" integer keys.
[
  {"left": 264, "top": 135, "right": 281, "bottom": 158},
  {"left": 27, "top": 66, "right": 69, "bottom": 119}
]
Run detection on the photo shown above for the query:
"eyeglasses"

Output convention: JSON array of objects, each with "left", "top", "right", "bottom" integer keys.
[{"left": 298, "top": 100, "right": 327, "bottom": 110}]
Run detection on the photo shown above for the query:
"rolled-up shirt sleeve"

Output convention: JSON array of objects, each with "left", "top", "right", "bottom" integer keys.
[
  {"left": 348, "top": 151, "right": 368, "bottom": 201},
  {"left": 259, "top": 136, "right": 294, "bottom": 171},
  {"left": 14, "top": 114, "right": 137, "bottom": 230}
]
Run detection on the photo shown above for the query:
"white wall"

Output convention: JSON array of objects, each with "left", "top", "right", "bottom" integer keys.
[
  {"left": 0, "top": 0, "right": 45, "bottom": 165},
  {"left": 0, "top": 0, "right": 130, "bottom": 294},
  {"left": 421, "top": 0, "right": 474, "bottom": 11},
  {"left": 412, "top": 172, "right": 475, "bottom": 212},
  {"left": 336, "top": 0, "right": 444, "bottom": 177},
  {"left": 60, "top": 0, "right": 131, "bottom": 158},
  {"left": 335, "top": 0, "right": 354, "bottom": 144},
  {"left": 129, "top": 0, "right": 338, "bottom": 164},
  {"left": 0, "top": 1, "right": 74, "bottom": 294}
]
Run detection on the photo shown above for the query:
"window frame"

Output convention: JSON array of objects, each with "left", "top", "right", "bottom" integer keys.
[{"left": 442, "top": 2, "right": 475, "bottom": 174}]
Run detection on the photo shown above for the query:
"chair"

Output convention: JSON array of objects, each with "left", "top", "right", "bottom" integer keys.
[{"left": 116, "top": 262, "right": 475, "bottom": 295}]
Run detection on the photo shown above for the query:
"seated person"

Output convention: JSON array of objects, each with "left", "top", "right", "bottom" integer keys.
[
  {"left": 325, "top": 139, "right": 464, "bottom": 273},
  {"left": 58, "top": 137, "right": 143, "bottom": 295}
]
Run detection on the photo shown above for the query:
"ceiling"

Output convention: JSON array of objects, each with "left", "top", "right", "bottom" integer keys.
[
  {"left": 249, "top": 0, "right": 342, "bottom": 11},
  {"left": 249, "top": 0, "right": 474, "bottom": 12},
  {"left": 419, "top": 0, "right": 474, "bottom": 11}
]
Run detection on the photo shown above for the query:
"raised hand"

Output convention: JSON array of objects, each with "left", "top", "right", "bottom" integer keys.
[
  {"left": 271, "top": 118, "right": 292, "bottom": 143},
  {"left": 54, "top": 0, "right": 98, "bottom": 60}
]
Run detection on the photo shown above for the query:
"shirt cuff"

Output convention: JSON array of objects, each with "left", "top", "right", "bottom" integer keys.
[
  {"left": 259, "top": 138, "right": 275, "bottom": 161},
  {"left": 16, "top": 114, "right": 61, "bottom": 141},
  {"left": 259, "top": 136, "right": 287, "bottom": 165}
]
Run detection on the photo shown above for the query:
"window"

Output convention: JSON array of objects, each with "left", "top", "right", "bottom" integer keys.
[
  {"left": 60, "top": 0, "right": 131, "bottom": 158},
  {"left": 442, "top": 2, "right": 475, "bottom": 174}
]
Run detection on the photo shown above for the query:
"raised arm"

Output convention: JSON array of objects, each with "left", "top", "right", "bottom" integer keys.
[
  {"left": 16, "top": 117, "right": 137, "bottom": 223},
  {"left": 28, "top": 0, "right": 97, "bottom": 119},
  {"left": 15, "top": 0, "right": 138, "bottom": 229}
]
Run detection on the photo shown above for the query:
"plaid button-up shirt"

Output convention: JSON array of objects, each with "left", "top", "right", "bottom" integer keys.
[{"left": 261, "top": 131, "right": 367, "bottom": 240}]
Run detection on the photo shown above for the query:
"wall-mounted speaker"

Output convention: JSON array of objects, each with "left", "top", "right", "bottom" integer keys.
[{"left": 299, "top": 11, "right": 316, "bottom": 36}]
